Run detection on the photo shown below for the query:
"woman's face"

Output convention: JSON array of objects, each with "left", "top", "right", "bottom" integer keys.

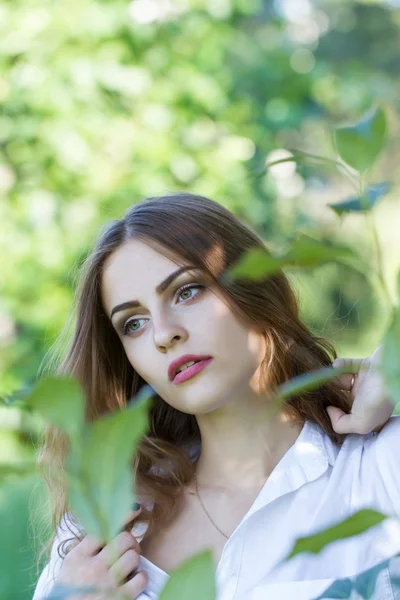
[{"left": 101, "top": 239, "right": 268, "bottom": 415}]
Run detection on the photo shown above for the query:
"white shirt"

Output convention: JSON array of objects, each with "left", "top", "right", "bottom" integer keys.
[{"left": 32, "top": 417, "right": 400, "bottom": 600}]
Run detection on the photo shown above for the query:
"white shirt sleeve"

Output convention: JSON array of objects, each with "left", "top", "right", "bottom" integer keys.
[
  {"left": 32, "top": 512, "right": 82, "bottom": 600},
  {"left": 363, "top": 415, "right": 400, "bottom": 519},
  {"left": 374, "top": 415, "right": 400, "bottom": 517}
]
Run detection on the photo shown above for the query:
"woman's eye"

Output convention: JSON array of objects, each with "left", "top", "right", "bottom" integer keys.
[
  {"left": 121, "top": 284, "right": 204, "bottom": 336},
  {"left": 122, "top": 318, "right": 144, "bottom": 336},
  {"left": 177, "top": 283, "right": 204, "bottom": 302}
]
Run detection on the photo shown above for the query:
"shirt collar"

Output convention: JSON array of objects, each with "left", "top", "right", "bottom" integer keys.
[
  {"left": 294, "top": 419, "right": 339, "bottom": 470},
  {"left": 240, "top": 420, "right": 340, "bottom": 520},
  {"left": 152, "top": 421, "right": 339, "bottom": 516},
  {"left": 137, "top": 422, "right": 339, "bottom": 549},
  {"left": 188, "top": 419, "right": 338, "bottom": 472}
]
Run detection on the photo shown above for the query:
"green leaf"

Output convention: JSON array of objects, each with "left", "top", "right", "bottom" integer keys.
[
  {"left": 275, "top": 364, "right": 350, "bottom": 402},
  {"left": 353, "top": 559, "right": 390, "bottom": 599},
  {"left": 159, "top": 550, "right": 216, "bottom": 600},
  {"left": 285, "top": 237, "right": 355, "bottom": 267},
  {"left": 67, "top": 385, "right": 153, "bottom": 542},
  {"left": 25, "top": 376, "right": 85, "bottom": 438},
  {"left": 313, "top": 578, "right": 353, "bottom": 599},
  {"left": 381, "top": 307, "right": 400, "bottom": 406},
  {"left": 224, "top": 236, "right": 354, "bottom": 282},
  {"left": 335, "top": 106, "right": 387, "bottom": 173},
  {"left": 224, "top": 247, "right": 281, "bottom": 281},
  {"left": 329, "top": 181, "right": 392, "bottom": 215},
  {"left": 286, "top": 509, "right": 387, "bottom": 560}
]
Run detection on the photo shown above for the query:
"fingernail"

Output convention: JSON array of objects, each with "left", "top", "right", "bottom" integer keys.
[{"left": 132, "top": 501, "right": 141, "bottom": 510}]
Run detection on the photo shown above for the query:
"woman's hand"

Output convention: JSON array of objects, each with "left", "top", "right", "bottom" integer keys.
[
  {"left": 53, "top": 505, "right": 148, "bottom": 600},
  {"left": 327, "top": 345, "right": 395, "bottom": 435}
]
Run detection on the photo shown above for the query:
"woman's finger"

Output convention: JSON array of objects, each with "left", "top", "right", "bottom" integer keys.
[
  {"left": 78, "top": 504, "right": 142, "bottom": 556},
  {"left": 109, "top": 547, "right": 141, "bottom": 585},
  {"left": 331, "top": 357, "right": 364, "bottom": 373},
  {"left": 330, "top": 374, "right": 357, "bottom": 392},
  {"left": 326, "top": 406, "right": 359, "bottom": 434},
  {"left": 331, "top": 357, "right": 366, "bottom": 391},
  {"left": 77, "top": 533, "right": 108, "bottom": 557},
  {"left": 119, "top": 503, "right": 142, "bottom": 534}
]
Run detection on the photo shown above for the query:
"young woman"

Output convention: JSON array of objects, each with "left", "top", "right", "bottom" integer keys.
[{"left": 32, "top": 193, "right": 399, "bottom": 600}]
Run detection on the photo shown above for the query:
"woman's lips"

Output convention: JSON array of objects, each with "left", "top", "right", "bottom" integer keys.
[{"left": 172, "top": 358, "right": 214, "bottom": 384}]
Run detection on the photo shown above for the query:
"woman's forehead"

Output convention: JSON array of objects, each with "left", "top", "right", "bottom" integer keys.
[{"left": 101, "top": 240, "right": 197, "bottom": 314}]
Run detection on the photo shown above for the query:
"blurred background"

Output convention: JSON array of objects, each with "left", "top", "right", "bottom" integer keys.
[{"left": 1, "top": 0, "right": 400, "bottom": 597}]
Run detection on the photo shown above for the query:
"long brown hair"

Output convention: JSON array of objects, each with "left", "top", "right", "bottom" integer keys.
[{"left": 33, "top": 192, "right": 351, "bottom": 580}]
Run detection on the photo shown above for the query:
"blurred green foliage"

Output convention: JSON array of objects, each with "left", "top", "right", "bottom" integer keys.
[
  {"left": 0, "top": 474, "right": 49, "bottom": 599},
  {"left": 1, "top": 0, "right": 400, "bottom": 597}
]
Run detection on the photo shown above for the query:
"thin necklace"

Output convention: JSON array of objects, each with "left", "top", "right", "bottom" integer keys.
[{"left": 193, "top": 471, "right": 229, "bottom": 540}]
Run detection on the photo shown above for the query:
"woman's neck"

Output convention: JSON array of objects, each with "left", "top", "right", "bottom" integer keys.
[{"left": 193, "top": 407, "right": 304, "bottom": 492}]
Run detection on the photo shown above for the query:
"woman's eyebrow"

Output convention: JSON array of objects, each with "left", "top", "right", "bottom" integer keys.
[{"left": 110, "top": 265, "right": 200, "bottom": 320}]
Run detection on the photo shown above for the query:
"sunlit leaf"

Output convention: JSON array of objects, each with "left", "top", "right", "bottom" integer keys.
[
  {"left": 224, "top": 248, "right": 281, "bottom": 280},
  {"left": 381, "top": 307, "right": 400, "bottom": 406},
  {"left": 67, "top": 385, "right": 153, "bottom": 542},
  {"left": 335, "top": 106, "right": 387, "bottom": 173},
  {"left": 159, "top": 550, "right": 216, "bottom": 600},
  {"left": 224, "top": 237, "right": 354, "bottom": 282},
  {"left": 275, "top": 364, "right": 350, "bottom": 402},
  {"left": 25, "top": 376, "right": 85, "bottom": 438},
  {"left": 313, "top": 578, "right": 353, "bottom": 599},
  {"left": 329, "top": 181, "right": 392, "bottom": 215},
  {"left": 285, "top": 237, "right": 354, "bottom": 267},
  {"left": 286, "top": 509, "right": 387, "bottom": 560}
]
